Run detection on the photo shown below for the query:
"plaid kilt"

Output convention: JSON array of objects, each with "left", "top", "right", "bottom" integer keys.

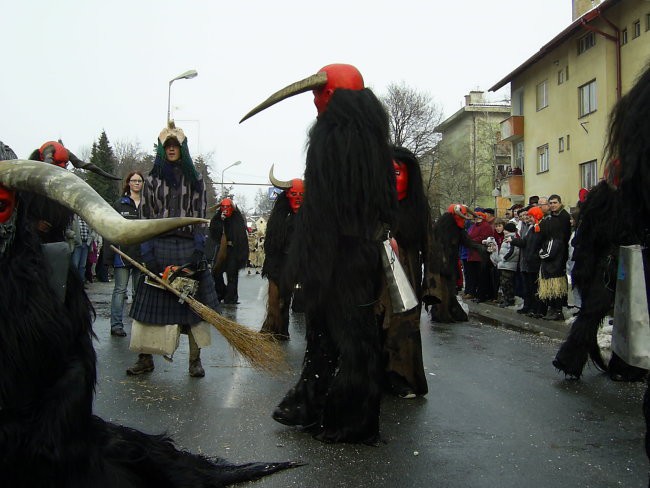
[{"left": 129, "top": 236, "right": 219, "bottom": 325}]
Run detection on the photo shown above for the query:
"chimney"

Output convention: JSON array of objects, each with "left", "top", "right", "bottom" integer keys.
[
  {"left": 572, "top": 0, "right": 602, "bottom": 21},
  {"left": 465, "top": 91, "right": 485, "bottom": 106}
]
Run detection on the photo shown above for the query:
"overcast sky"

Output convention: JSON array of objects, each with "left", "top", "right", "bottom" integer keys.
[{"left": 3, "top": 0, "right": 572, "bottom": 208}]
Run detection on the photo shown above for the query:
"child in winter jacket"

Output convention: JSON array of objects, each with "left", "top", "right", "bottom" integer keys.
[{"left": 490, "top": 222, "right": 520, "bottom": 307}]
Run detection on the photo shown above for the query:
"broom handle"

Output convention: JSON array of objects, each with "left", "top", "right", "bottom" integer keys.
[{"left": 109, "top": 245, "right": 186, "bottom": 301}]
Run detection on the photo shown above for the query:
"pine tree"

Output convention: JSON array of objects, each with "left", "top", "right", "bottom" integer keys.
[{"left": 86, "top": 131, "right": 119, "bottom": 203}]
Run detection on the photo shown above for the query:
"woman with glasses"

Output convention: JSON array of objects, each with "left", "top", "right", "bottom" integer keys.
[{"left": 104, "top": 171, "right": 144, "bottom": 337}]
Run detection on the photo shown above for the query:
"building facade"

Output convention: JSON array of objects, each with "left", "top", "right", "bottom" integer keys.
[
  {"left": 434, "top": 91, "right": 511, "bottom": 211},
  {"left": 490, "top": 0, "right": 650, "bottom": 208}
]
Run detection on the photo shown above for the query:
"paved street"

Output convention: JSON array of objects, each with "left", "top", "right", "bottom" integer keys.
[{"left": 90, "top": 271, "right": 647, "bottom": 487}]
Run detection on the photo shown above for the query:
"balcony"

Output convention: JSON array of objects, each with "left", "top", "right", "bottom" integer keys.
[
  {"left": 500, "top": 174, "right": 524, "bottom": 200},
  {"left": 500, "top": 116, "right": 524, "bottom": 142}
]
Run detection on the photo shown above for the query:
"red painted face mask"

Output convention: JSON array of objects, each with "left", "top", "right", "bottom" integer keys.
[
  {"left": 393, "top": 160, "right": 409, "bottom": 201},
  {"left": 39, "top": 141, "right": 70, "bottom": 168},
  {"left": 313, "top": 64, "right": 365, "bottom": 115},
  {"left": 286, "top": 179, "right": 305, "bottom": 213},
  {"left": 0, "top": 185, "right": 16, "bottom": 224},
  {"left": 447, "top": 203, "right": 469, "bottom": 228},
  {"left": 220, "top": 198, "right": 234, "bottom": 219}
]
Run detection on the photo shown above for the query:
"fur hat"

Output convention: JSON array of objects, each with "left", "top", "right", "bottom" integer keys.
[
  {"left": 158, "top": 120, "right": 186, "bottom": 146},
  {"left": 504, "top": 222, "right": 517, "bottom": 233}
]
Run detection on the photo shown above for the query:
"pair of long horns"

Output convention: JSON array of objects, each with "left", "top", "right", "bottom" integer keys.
[
  {"left": 0, "top": 160, "right": 208, "bottom": 246},
  {"left": 240, "top": 72, "right": 328, "bottom": 124},
  {"left": 40, "top": 144, "right": 121, "bottom": 180}
]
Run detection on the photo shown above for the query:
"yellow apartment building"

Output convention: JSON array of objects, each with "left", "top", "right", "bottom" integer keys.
[{"left": 490, "top": 0, "right": 650, "bottom": 209}]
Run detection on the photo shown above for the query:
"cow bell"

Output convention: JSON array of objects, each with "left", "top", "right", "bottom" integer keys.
[{"left": 381, "top": 239, "right": 419, "bottom": 313}]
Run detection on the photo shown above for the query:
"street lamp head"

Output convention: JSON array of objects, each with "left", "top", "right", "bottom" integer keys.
[{"left": 170, "top": 69, "right": 198, "bottom": 84}]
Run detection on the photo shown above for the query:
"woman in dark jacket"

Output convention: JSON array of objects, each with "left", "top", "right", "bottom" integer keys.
[
  {"left": 510, "top": 206, "right": 545, "bottom": 317},
  {"left": 104, "top": 171, "right": 144, "bottom": 336}
]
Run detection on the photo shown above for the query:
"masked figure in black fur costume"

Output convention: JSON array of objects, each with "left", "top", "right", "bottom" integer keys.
[
  {"left": 380, "top": 146, "right": 435, "bottom": 398},
  {"left": 209, "top": 197, "right": 249, "bottom": 304},
  {"left": 241, "top": 63, "right": 397, "bottom": 444},
  {"left": 550, "top": 67, "right": 650, "bottom": 474},
  {"left": 551, "top": 69, "right": 649, "bottom": 384},
  {"left": 427, "top": 204, "right": 481, "bottom": 323},
  {"left": 0, "top": 151, "right": 296, "bottom": 486},
  {"left": 259, "top": 166, "right": 305, "bottom": 340}
]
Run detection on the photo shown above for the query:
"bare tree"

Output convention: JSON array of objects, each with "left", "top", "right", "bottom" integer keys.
[
  {"left": 380, "top": 82, "right": 444, "bottom": 158},
  {"left": 112, "top": 139, "right": 149, "bottom": 179},
  {"left": 254, "top": 188, "right": 274, "bottom": 216}
]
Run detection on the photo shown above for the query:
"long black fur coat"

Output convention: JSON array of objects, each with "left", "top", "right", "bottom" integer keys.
[{"left": 0, "top": 197, "right": 294, "bottom": 487}]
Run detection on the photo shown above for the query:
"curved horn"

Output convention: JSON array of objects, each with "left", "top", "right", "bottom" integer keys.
[
  {"left": 454, "top": 204, "right": 475, "bottom": 219},
  {"left": 465, "top": 207, "right": 478, "bottom": 218},
  {"left": 268, "top": 164, "right": 292, "bottom": 189},
  {"left": 240, "top": 72, "right": 328, "bottom": 123},
  {"left": 68, "top": 151, "right": 122, "bottom": 180},
  {"left": 0, "top": 160, "right": 209, "bottom": 246}
]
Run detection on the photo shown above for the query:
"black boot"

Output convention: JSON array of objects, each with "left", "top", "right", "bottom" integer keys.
[{"left": 126, "top": 354, "right": 154, "bottom": 375}]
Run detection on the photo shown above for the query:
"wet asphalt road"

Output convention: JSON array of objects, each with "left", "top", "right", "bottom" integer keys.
[{"left": 90, "top": 271, "right": 647, "bottom": 488}]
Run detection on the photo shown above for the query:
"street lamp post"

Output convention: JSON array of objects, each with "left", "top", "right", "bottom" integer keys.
[
  {"left": 167, "top": 69, "right": 198, "bottom": 123},
  {"left": 221, "top": 161, "right": 242, "bottom": 197}
]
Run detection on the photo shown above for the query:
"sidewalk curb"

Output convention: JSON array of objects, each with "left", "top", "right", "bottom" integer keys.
[{"left": 465, "top": 301, "right": 569, "bottom": 341}]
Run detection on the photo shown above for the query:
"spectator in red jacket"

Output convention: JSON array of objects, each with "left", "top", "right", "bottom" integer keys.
[{"left": 465, "top": 212, "right": 495, "bottom": 302}]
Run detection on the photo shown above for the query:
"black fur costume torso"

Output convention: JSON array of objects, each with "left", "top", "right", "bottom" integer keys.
[
  {"left": 272, "top": 88, "right": 397, "bottom": 443},
  {"left": 0, "top": 183, "right": 294, "bottom": 486},
  {"left": 260, "top": 192, "right": 303, "bottom": 339},
  {"left": 427, "top": 212, "right": 483, "bottom": 323},
  {"left": 381, "top": 146, "right": 432, "bottom": 397},
  {"left": 209, "top": 208, "right": 249, "bottom": 304}
]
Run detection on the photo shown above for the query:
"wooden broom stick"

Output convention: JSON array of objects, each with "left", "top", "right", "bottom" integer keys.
[{"left": 110, "top": 245, "right": 287, "bottom": 373}]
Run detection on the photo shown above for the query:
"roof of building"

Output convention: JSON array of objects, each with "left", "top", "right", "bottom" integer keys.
[{"left": 488, "top": 0, "right": 621, "bottom": 92}]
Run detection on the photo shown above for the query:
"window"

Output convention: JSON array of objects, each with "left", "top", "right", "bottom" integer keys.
[
  {"left": 580, "top": 160, "right": 598, "bottom": 189},
  {"left": 559, "top": 137, "right": 565, "bottom": 152},
  {"left": 579, "top": 80, "right": 597, "bottom": 117},
  {"left": 621, "top": 28, "right": 628, "bottom": 45},
  {"left": 633, "top": 20, "right": 641, "bottom": 38},
  {"left": 578, "top": 32, "right": 596, "bottom": 54},
  {"left": 558, "top": 69, "right": 565, "bottom": 85},
  {"left": 537, "top": 144, "right": 549, "bottom": 173},
  {"left": 514, "top": 141, "right": 525, "bottom": 171},
  {"left": 536, "top": 80, "right": 548, "bottom": 111},
  {"left": 566, "top": 134, "right": 570, "bottom": 150},
  {"left": 646, "top": 13, "right": 650, "bottom": 31}
]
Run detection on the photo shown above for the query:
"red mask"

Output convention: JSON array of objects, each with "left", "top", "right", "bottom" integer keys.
[
  {"left": 393, "top": 160, "right": 409, "bottom": 201},
  {"left": 220, "top": 198, "right": 234, "bottom": 219},
  {"left": 313, "top": 64, "right": 365, "bottom": 115},
  {"left": 286, "top": 179, "right": 305, "bottom": 213},
  {"left": 0, "top": 185, "right": 16, "bottom": 224},
  {"left": 448, "top": 203, "right": 468, "bottom": 229},
  {"left": 39, "top": 141, "right": 69, "bottom": 168}
]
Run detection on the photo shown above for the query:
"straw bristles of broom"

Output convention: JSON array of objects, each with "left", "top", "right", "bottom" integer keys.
[
  {"left": 537, "top": 274, "right": 568, "bottom": 300},
  {"left": 186, "top": 297, "right": 288, "bottom": 373},
  {"left": 110, "top": 245, "right": 288, "bottom": 374}
]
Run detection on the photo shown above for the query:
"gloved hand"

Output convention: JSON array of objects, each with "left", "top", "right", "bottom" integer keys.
[{"left": 144, "top": 259, "right": 163, "bottom": 276}]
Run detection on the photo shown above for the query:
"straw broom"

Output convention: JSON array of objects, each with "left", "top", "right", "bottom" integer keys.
[{"left": 110, "top": 245, "right": 287, "bottom": 373}]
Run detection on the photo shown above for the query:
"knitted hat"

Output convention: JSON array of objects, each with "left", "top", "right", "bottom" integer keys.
[
  {"left": 504, "top": 222, "right": 517, "bottom": 233},
  {"left": 528, "top": 206, "right": 544, "bottom": 222}
]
